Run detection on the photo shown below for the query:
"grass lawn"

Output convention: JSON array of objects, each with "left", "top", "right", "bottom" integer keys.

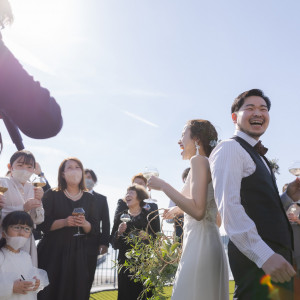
[{"left": 90, "top": 281, "right": 235, "bottom": 299}]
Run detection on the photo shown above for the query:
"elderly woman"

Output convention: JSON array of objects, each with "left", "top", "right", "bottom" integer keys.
[
  {"left": 111, "top": 184, "right": 160, "bottom": 300},
  {"left": 37, "top": 158, "right": 98, "bottom": 300}
]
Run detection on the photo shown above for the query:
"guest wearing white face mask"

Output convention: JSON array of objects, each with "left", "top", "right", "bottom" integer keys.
[
  {"left": 0, "top": 150, "right": 44, "bottom": 266},
  {"left": 84, "top": 169, "right": 110, "bottom": 291},
  {"left": 0, "top": 211, "right": 49, "bottom": 300},
  {"left": 37, "top": 158, "right": 99, "bottom": 300}
]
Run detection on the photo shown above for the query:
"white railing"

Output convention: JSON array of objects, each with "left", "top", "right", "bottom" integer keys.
[{"left": 91, "top": 233, "right": 232, "bottom": 291}]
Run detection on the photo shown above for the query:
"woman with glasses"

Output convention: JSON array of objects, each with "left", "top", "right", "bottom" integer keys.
[{"left": 0, "top": 211, "right": 48, "bottom": 300}]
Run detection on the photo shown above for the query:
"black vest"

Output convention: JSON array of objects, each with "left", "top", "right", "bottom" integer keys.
[{"left": 232, "top": 136, "right": 293, "bottom": 251}]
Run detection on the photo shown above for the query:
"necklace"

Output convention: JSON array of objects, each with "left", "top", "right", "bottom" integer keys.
[
  {"left": 4, "top": 245, "right": 20, "bottom": 254},
  {"left": 64, "top": 189, "right": 82, "bottom": 200},
  {"left": 129, "top": 208, "right": 142, "bottom": 217}
]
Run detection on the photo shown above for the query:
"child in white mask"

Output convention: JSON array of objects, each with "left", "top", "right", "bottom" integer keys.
[
  {"left": 0, "top": 150, "right": 44, "bottom": 266},
  {"left": 0, "top": 211, "right": 48, "bottom": 299}
]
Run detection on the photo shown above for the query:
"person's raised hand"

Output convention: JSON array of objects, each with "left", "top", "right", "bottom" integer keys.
[
  {"left": 34, "top": 187, "right": 43, "bottom": 201},
  {"left": 118, "top": 222, "right": 127, "bottom": 235},
  {"left": 147, "top": 176, "right": 166, "bottom": 191},
  {"left": 24, "top": 198, "right": 42, "bottom": 212}
]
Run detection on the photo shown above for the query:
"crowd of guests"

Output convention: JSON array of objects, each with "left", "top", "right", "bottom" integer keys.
[
  {"left": 1, "top": 1, "right": 300, "bottom": 299},
  {"left": 0, "top": 149, "right": 166, "bottom": 300},
  {"left": 0, "top": 145, "right": 299, "bottom": 300}
]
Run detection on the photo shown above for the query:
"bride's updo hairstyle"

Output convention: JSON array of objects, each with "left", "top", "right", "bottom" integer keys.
[{"left": 187, "top": 119, "right": 218, "bottom": 157}]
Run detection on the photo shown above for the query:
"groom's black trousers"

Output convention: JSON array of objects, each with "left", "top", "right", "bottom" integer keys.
[{"left": 228, "top": 240, "right": 293, "bottom": 300}]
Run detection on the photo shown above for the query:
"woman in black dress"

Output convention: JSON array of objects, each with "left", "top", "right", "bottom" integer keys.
[
  {"left": 37, "top": 158, "right": 98, "bottom": 300},
  {"left": 111, "top": 184, "right": 160, "bottom": 300}
]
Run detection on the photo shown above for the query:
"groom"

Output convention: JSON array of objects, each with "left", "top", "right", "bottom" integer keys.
[{"left": 209, "top": 89, "right": 299, "bottom": 299}]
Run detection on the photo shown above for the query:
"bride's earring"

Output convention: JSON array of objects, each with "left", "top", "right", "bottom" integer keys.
[{"left": 195, "top": 141, "right": 200, "bottom": 155}]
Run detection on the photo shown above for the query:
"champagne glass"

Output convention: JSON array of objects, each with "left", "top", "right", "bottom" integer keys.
[
  {"left": 287, "top": 161, "right": 300, "bottom": 223},
  {"left": 143, "top": 167, "right": 159, "bottom": 203},
  {"left": 289, "top": 161, "right": 300, "bottom": 178},
  {"left": 120, "top": 213, "right": 131, "bottom": 236},
  {"left": 72, "top": 207, "right": 85, "bottom": 236},
  {"left": 0, "top": 183, "right": 8, "bottom": 195},
  {"left": 32, "top": 176, "right": 47, "bottom": 188}
]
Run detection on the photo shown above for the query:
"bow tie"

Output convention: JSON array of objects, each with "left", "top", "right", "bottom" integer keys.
[{"left": 254, "top": 141, "right": 268, "bottom": 156}]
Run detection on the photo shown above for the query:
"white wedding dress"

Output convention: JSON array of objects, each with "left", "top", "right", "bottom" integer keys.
[{"left": 172, "top": 173, "right": 229, "bottom": 300}]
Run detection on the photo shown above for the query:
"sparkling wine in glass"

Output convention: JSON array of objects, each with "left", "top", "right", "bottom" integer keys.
[
  {"left": 0, "top": 186, "right": 8, "bottom": 194},
  {"left": 120, "top": 213, "right": 131, "bottom": 223},
  {"left": 120, "top": 213, "right": 131, "bottom": 236},
  {"left": 289, "top": 161, "right": 300, "bottom": 177},
  {"left": 73, "top": 207, "right": 85, "bottom": 236},
  {"left": 143, "top": 167, "right": 159, "bottom": 203},
  {"left": 32, "top": 176, "right": 47, "bottom": 188}
]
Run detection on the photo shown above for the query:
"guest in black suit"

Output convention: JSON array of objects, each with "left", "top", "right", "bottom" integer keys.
[
  {"left": 84, "top": 169, "right": 110, "bottom": 290},
  {"left": 113, "top": 173, "right": 159, "bottom": 222}
]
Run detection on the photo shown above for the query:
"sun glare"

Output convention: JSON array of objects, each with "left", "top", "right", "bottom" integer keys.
[
  {"left": 2, "top": 0, "right": 78, "bottom": 72},
  {"left": 8, "top": 0, "right": 71, "bottom": 39}
]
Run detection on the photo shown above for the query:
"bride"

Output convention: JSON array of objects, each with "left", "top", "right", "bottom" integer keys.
[{"left": 148, "top": 119, "right": 229, "bottom": 300}]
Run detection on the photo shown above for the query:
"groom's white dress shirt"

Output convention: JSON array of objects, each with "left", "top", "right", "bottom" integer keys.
[{"left": 209, "top": 130, "right": 291, "bottom": 268}]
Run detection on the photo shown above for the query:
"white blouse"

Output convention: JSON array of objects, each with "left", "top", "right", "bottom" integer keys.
[
  {"left": 0, "top": 177, "right": 44, "bottom": 266},
  {"left": 0, "top": 248, "right": 48, "bottom": 300}
]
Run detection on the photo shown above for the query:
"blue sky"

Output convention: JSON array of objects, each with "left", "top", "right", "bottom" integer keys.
[{"left": 1, "top": 0, "right": 300, "bottom": 228}]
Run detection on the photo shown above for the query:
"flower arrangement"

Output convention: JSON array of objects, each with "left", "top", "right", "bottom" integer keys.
[
  {"left": 209, "top": 140, "right": 218, "bottom": 147},
  {"left": 268, "top": 158, "right": 280, "bottom": 175},
  {"left": 116, "top": 211, "right": 182, "bottom": 300}
]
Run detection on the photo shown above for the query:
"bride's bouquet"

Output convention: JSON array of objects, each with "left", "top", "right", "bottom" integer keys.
[{"left": 117, "top": 210, "right": 182, "bottom": 300}]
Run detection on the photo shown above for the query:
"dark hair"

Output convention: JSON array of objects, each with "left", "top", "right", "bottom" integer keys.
[
  {"left": 84, "top": 169, "right": 97, "bottom": 183},
  {"left": 0, "top": 211, "right": 33, "bottom": 249},
  {"left": 131, "top": 173, "right": 147, "bottom": 185},
  {"left": 127, "top": 184, "right": 149, "bottom": 207},
  {"left": 187, "top": 119, "right": 218, "bottom": 157},
  {"left": 182, "top": 167, "right": 190, "bottom": 183},
  {"left": 231, "top": 89, "right": 271, "bottom": 114},
  {"left": 56, "top": 158, "right": 86, "bottom": 191},
  {"left": 10, "top": 150, "right": 36, "bottom": 168}
]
